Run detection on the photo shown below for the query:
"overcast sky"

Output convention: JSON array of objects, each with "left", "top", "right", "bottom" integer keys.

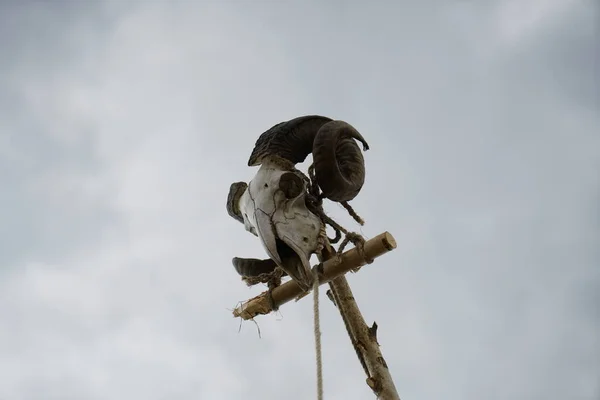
[{"left": 1, "top": 1, "right": 598, "bottom": 399}]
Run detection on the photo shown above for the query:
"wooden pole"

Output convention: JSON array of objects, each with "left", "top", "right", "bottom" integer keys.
[
  {"left": 322, "top": 249, "right": 401, "bottom": 400},
  {"left": 232, "top": 231, "right": 396, "bottom": 320}
]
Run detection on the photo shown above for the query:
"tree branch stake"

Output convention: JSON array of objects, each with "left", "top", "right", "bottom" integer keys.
[{"left": 232, "top": 231, "right": 396, "bottom": 320}]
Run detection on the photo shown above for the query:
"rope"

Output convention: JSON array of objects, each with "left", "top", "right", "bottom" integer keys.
[
  {"left": 340, "top": 201, "right": 365, "bottom": 226},
  {"left": 313, "top": 266, "right": 323, "bottom": 400},
  {"left": 242, "top": 267, "right": 284, "bottom": 287},
  {"left": 303, "top": 162, "right": 375, "bottom": 400}
]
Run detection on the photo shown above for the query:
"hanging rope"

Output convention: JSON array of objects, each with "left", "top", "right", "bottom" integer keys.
[
  {"left": 313, "top": 266, "right": 323, "bottom": 400},
  {"left": 303, "top": 162, "right": 374, "bottom": 400}
]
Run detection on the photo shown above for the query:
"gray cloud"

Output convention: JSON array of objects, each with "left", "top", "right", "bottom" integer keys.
[{"left": 1, "top": 1, "right": 598, "bottom": 399}]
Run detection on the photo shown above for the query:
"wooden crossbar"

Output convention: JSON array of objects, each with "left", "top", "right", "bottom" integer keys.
[{"left": 232, "top": 231, "right": 397, "bottom": 320}]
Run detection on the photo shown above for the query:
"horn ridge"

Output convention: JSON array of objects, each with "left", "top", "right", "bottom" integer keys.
[
  {"left": 226, "top": 182, "right": 248, "bottom": 223},
  {"left": 232, "top": 257, "right": 282, "bottom": 277},
  {"left": 312, "top": 120, "right": 369, "bottom": 202},
  {"left": 247, "top": 115, "right": 332, "bottom": 166}
]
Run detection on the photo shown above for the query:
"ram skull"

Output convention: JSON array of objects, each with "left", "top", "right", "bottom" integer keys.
[{"left": 226, "top": 115, "right": 369, "bottom": 292}]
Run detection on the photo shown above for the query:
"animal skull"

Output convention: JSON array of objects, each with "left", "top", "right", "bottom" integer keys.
[
  {"left": 232, "top": 157, "right": 323, "bottom": 291},
  {"left": 227, "top": 115, "right": 370, "bottom": 291}
]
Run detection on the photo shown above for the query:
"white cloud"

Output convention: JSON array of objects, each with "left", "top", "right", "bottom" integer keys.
[{"left": 491, "top": 0, "right": 578, "bottom": 45}]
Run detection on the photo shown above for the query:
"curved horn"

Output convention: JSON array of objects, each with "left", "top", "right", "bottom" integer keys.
[
  {"left": 226, "top": 182, "right": 248, "bottom": 223},
  {"left": 312, "top": 120, "right": 369, "bottom": 202},
  {"left": 232, "top": 257, "right": 285, "bottom": 278},
  {"left": 248, "top": 115, "right": 333, "bottom": 166},
  {"left": 248, "top": 115, "right": 369, "bottom": 202}
]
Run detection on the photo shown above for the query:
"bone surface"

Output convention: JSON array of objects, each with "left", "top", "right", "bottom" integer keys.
[{"left": 236, "top": 156, "right": 323, "bottom": 290}]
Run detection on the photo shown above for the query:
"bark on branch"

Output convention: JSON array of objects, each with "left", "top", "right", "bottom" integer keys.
[
  {"left": 311, "top": 236, "right": 401, "bottom": 400},
  {"left": 327, "top": 274, "right": 400, "bottom": 399},
  {"left": 232, "top": 231, "right": 397, "bottom": 320}
]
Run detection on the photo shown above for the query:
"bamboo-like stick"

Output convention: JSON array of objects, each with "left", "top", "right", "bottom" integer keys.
[{"left": 232, "top": 231, "right": 396, "bottom": 320}]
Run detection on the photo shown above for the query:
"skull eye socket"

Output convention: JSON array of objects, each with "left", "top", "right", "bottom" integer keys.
[{"left": 279, "top": 172, "right": 304, "bottom": 199}]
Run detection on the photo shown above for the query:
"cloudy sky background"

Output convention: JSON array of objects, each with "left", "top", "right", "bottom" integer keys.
[{"left": 1, "top": 0, "right": 598, "bottom": 399}]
